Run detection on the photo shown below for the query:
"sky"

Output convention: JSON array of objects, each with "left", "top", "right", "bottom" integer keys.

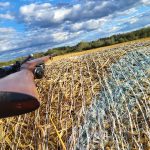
[{"left": 0, "top": 0, "right": 150, "bottom": 61}]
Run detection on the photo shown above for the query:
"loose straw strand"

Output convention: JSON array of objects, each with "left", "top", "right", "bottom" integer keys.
[{"left": 50, "top": 117, "right": 66, "bottom": 150}]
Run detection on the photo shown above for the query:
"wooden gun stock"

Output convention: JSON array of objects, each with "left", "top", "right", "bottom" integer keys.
[{"left": 0, "top": 55, "right": 52, "bottom": 118}]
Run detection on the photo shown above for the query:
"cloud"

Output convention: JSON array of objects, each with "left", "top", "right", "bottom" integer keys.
[
  {"left": 51, "top": 31, "right": 69, "bottom": 42},
  {"left": 0, "top": 27, "right": 15, "bottom": 33},
  {"left": 0, "top": 0, "right": 150, "bottom": 61},
  {"left": 141, "top": 0, "right": 150, "bottom": 5},
  {"left": 117, "top": 8, "right": 138, "bottom": 15},
  {"left": 19, "top": 0, "right": 141, "bottom": 28},
  {"left": 0, "top": 2, "right": 10, "bottom": 7},
  {"left": 0, "top": 13, "right": 14, "bottom": 20},
  {"left": 109, "top": 26, "right": 122, "bottom": 32},
  {"left": 129, "top": 17, "right": 139, "bottom": 24},
  {"left": 0, "top": 26, "right": 84, "bottom": 56},
  {"left": 19, "top": 3, "right": 71, "bottom": 27},
  {"left": 115, "top": 10, "right": 150, "bottom": 32},
  {"left": 66, "top": 17, "right": 108, "bottom": 32}
]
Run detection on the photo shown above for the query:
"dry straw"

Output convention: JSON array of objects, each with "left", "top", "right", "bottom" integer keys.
[{"left": 0, "top": 40, "right": 149, "bottom": 149}]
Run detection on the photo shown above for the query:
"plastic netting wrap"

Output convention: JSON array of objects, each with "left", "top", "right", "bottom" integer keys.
[{"left": 71, "top": 51, "right": 150, "bottom": 150}]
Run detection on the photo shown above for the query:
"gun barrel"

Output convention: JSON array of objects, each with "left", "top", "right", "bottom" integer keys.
[
  {"left": 21, "top": 55, "right": 50, "bottom": 72},
  {"left": 20, "top": 54, "right": 33, "bottom": 65}
]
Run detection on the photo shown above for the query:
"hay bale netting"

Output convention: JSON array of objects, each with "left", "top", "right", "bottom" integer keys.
[{"left": 69, "top": 50, "right": 150, "bottom": 150}]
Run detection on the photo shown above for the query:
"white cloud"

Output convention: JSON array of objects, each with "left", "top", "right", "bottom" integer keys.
[
  {"left": 0, "top": 26, "right": 84, "bottom": 55},
  {"left": 144, "top": 24, "right": 150, "bottom": 27},
  {"left": 109, "top": 26, "right": 121, "bottom": 32},
  {"left": 51, "top": 31, "right": 69, "bottom": 42},
  {"left": 53, "top": 8, "right": 71, "bottom": 23},
  {"left": 141, "top": 0, "right": 150, "bottom": 5},
  {"left": 0, "top": 13, "right": 14, "bottom": 20},
  {"left": 130, "top": 17, "right": 139, "bottom": 24},
  {"left": 117, "top": 8, "right": 138, "bottom": 15},
  {"left": 114, "top": 10, "right": 150, "bottom": 33},
  {"left": 0, "top": 27, "right": 15, "bottom": 33},
  {"left": 19, "top": 3, "right": 71, "bottom": 25},
  {"left": 70, "top": 18, "right": 108, "bottom": 31},
  {"left": 0, "top": 2, "right": 10, "bottom": 7},
  {"left": 72, "top": 23, "right": 82, "bottom": 31},
  {"left": 19, "top": 1, "right": 141, "bottom": 28}
]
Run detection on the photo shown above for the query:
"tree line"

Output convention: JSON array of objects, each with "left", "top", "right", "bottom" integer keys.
[
  {"left": 44, "top": 26, "right": 150, "bottom": 55},
  {"left": 0, "top": 26, "right": 150, "bottom": 66}
]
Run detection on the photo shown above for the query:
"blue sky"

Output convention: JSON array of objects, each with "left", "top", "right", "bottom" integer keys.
[{"left": 0, "top": 0, "right": 150, "bottom": 61}]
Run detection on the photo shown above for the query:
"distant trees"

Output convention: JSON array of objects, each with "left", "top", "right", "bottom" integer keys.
[
  {"left": 30, "top": 26, "right": 150, "bottom": 56},
  {"left": 75, "top": 42, "right": 91, "bottom": 51},
  {"left": 0, "top": 26, "right": 150, "bottom": 66},
  {"left": 44, "top": 26, "right": 150, "bottom": 56}
]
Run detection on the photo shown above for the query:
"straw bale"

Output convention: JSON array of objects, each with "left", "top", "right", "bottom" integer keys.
[{"left": 0, "top": 39, "right": 150, "bottom": 149}]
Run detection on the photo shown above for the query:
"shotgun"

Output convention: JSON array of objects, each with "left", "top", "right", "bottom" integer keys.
[{"left": 0, "top": 54, "right": 54, "bottom": 118}]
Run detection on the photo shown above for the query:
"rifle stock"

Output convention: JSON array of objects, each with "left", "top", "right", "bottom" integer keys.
[{"left": 0, "top": 55, "right": 52, "bottom": 118}]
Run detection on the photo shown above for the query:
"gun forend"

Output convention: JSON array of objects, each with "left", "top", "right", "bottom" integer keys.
[
  {"left": 0, "top": 69, "right": 40, "bottom": 118},
  {"left": 0, "top": 92, "right": 39, "bottom": 118},
  {"left": 0, "top": 54, "right": 54, "bottom": 118}
]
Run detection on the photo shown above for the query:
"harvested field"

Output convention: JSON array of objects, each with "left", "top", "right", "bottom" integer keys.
[{"left": 0, "top": 39, "right": 150, "bottom": 150}]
